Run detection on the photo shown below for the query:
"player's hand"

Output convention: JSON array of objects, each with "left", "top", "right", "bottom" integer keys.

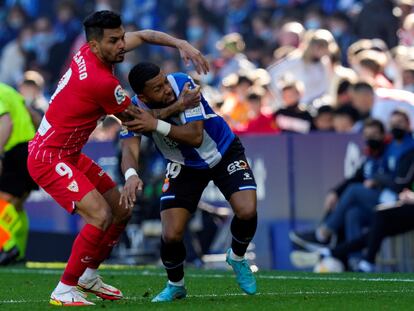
[
  {"left": 399, "top": 189, "right": 414, "bottom": 204},
  {"left": 123, "top": 107, "right": 158, "bottom": 132},
  {"left": 176, "top": 82, "right": 201, "bottom": 112},
  {"left": 176, "top": 40, "right": 210, "bottom": 75},
  {"left": 323, "top": 192, "right": 338, "bottom": 212},
  {"left": 120, "top": 175, "right": 144, "bottom": 209}
]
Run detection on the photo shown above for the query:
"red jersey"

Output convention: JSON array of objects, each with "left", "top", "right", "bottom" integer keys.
[{"left": 29, "top": 44, "right": 130, "bottom": 162}]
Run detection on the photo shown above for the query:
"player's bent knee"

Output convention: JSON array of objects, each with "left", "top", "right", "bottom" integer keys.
[
  {"left": 85, "top": 205, "right": 112, "bottom": 230},
  {"left": 235, "top": 205, "right": 257, "bottom": 220}
]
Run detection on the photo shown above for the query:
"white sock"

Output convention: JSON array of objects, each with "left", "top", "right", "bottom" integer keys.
[
  {"left": 319, "top": 247, "right": 331, "bottom": 257},
  {"left": 168, "top": 278, "right": 185, "bottom": 287},
  {"left": 230, "top": 249, "right": 244, "bottom": 261},
  {"left": 54, "top": 281, "right": 74, "bottom": 294},
  {"left": 358, "top": 259, "right": 375, "bottom": 272},
  {"left": 80, "top": 268, "right": 98, "bottom": 281},
  {"left": 316, "top": 227, "right": 328, "bottom": 243}
]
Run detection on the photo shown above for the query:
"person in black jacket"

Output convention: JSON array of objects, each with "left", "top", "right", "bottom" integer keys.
[
  {"left": 290, "top": 118, "right": 388, "bottom": 249},
  {"left": 291, "top": 148, "right": 414, "bottom": 272}
]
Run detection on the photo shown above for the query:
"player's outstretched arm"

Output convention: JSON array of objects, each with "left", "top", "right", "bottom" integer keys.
[
  {"left": 125, "top": 30, "right": 210, "bottom": 74},
  {"left": 123, "top": 107, "right": 204, "bottom": 148},
  {"left": 120, "top": 136, "right": 143, "bottom": 208}
]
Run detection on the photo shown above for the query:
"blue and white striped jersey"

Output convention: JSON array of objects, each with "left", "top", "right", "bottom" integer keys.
[{"left": 120, "top": 72, "right": 235, "bottom": 169}]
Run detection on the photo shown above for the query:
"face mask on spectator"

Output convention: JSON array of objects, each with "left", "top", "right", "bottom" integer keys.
[
  {"left": 187, "top": 27, "right": 204, "bottom": 42},
  {"left": 330, "top": 26, "right": 344, "bottom": 38},
  {"left": 391, "top": 128, "right": 407, "bottom": 140},
  {"left": 305, "top": 18, "right": 321, "bottom": 30},
  {"left": 33, "top": 32, "right": 55, "bottom": 46},
  {"left": 258, "top": 29, "right": 272, "bottom": 41},
  {"left": 9, "top": 18, "right": 24, "bottom": 30},
  {"left": 366, "top": 138, "right": 384, "bottom": 150},
  {"left": 21, "top": 39, "right": 35, "bottom": 52},
  {"left": 201, "top": 72, "right": 214, "bottom": 85}
]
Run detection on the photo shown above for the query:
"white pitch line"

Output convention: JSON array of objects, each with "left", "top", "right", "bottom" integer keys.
[
  {"left": 2, "top": 289, "right": 414, "bottom": 305},
  {"left": 3, "top": 268, "right": 414, "bottom": 283}
]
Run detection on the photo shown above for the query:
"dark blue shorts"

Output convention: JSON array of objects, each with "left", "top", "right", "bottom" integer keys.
[{"left": 160, "top": 137, "right": 257, "bottom": 213}]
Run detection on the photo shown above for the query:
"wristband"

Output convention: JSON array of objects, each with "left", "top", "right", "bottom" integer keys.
[
  {"left": 124, "top": 168, "right": 138, "bottom": 180},
  {"left": 156, "top": 120, "right": 171, "bottom": 136}
]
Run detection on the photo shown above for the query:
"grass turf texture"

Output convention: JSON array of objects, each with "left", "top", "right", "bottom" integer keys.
[{"left": 1, "top": 265, "right": 414, "bottom": 310}]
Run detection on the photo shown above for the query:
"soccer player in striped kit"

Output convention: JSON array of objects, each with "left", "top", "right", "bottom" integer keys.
[{"left": 121, "top": 62, "right": 258, "bottom": 302}]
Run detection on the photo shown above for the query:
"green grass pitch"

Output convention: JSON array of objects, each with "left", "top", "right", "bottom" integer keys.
[{"left": 1, "top": 265, "right": 414, "bottom": 310}]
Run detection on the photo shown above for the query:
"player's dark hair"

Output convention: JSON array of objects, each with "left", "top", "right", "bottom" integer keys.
[
  {"left": 128, "top": 62, "right": 161, "bottom": 94},
  {"left": 363, "top": 118, "right": 385, "bottom": 134},
  {"left": 83, "top": 10, "right": 122, "bottom": 41}
]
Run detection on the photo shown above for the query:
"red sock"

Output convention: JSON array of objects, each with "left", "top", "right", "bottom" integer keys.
[
  {"left": 61, "top": 224, "right": 105, "bottom": 286},
  {"left": 88, "top": 223, "right": 126, "bottom": 269}
]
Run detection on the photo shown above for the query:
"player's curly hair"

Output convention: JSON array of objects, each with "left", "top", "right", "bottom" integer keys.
[
  {"left": 83, "top": 10, "right": 122, "bottom": 42},
  {"left": 128, "top": 62, "right": 161, "bottom": 94}
]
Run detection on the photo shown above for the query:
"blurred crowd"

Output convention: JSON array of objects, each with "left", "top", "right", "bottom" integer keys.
[
  {"left": 2, "top": 0, "right": 414, "bottom": 271},
  {"left": 1, "top": 0, "right": 414, "bottom": 139}
]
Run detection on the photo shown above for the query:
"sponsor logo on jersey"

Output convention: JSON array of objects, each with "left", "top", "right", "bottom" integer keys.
[
  {"left": 227, "top": 160, "right": 249, "bottom": 175},
  {"left": 243, "top": 172, "right": 253, "bottom": 180},
  {"left": 114, "top": 85, "right": 126, "bottom": 105},
  {"left": 184, "top": 106, "right": 202, "bottom": 118},
  {"left": 80, "top": 256, "right": 93, "bottom": 263},
  {"left": 67, "top": 180, "right": 79, "bottom": 192}
]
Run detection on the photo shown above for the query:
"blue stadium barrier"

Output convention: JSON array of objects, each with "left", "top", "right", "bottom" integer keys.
[{"left": 25, "top": 133, "right": 364, "bottom": 268}]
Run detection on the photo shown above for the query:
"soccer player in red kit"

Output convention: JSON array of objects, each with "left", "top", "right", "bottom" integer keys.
[{"left": 27, "top": 10, "right": 208, "bottom": 306}]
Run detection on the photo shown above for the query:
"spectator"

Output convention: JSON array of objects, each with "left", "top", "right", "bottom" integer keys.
[
  {"left": 327, "top": 43, "right": 357, "bottom": 105},
  {"left": 327, "top": 12, "right": 355, "bottom": 66},
  {"left": 303, "top": 6, "right": 325, "bottom": 30},
  {"left": 398, "top": 13, "right": 414, "bottom": 47},
  {"left": 18, "top": 70, "right": 48, "bottom": 128},
  {"left": 350, "top": 81, "right": 414, "bottom": 130},
  {"left": 290, "top": 118, "right": 389, "bottom": 258},
  {"left": 333, "top": 104, "right": 360, "bottom": 133},
  {"left": 215, "top": 32, "right": 256, "bottom": 84},
  {"left": 292, "top": 187, "right": 414, "bottom": 273},
  {"left": 401, "top": 62, "right": 414, "bottom": 93},
  {"left": 186, "top": 15, "right": 221, "bottom": 58},
  {"left": 354, "top": 50, "right": 393, "bottom": 89},
  {"left": 336, "top": 80, "right": 354, "bottom": 106},
  {"left": 234, "top": 86, "right": 279, "bottom": 135},
  {"left": 0, "top": 5, "right": 28, "bottom": 54},
  {"left": 354, "top": 0, "right": 399, "bottom": 49},
  {"left": 0, "top": 26, "right": 35, "bottom": 87},
  {"left": 31, "top": 17, "right": 57, "bottom": 66},
  {"left": 276, "top": 21, "right": 305, "bottom": 49},
  {"left": 220, "top": 72, "right": 253, "bottom": 130},
  {"left": 274, "top": 80, "right": 313, "bottom": 133},
  {"left": 313, "top": 105, "right": 334, "bottom": 132},
  {"left": 267, "top": 29, "right": 334, "bottom": 105}
]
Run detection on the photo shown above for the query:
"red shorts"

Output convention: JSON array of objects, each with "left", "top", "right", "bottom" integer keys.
[{"left": 27, "top": 153, "right": 116, "bottom": 213}]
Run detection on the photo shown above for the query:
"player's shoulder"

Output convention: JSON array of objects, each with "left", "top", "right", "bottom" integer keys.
[
  {"left": 168, "top": 72, "right": 196, "bottom": 94},
  {"left": 131, "top": 95, "right": 148, "bottom": 109}
]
